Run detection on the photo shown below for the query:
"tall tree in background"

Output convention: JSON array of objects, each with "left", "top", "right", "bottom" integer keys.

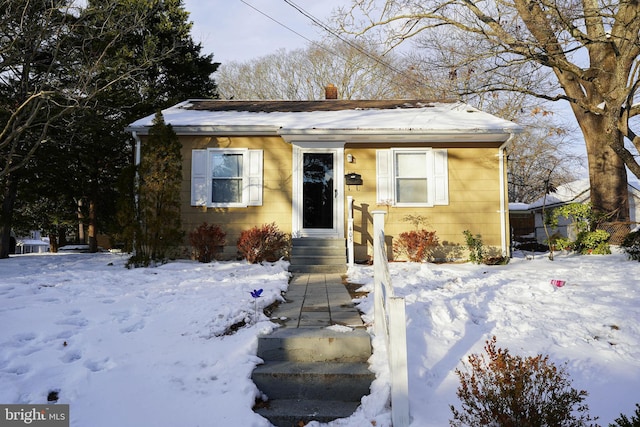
[
  {"left": 216, "top": 39, "right": 410, "bottom": 100},
  {"left": 2, "top": 0, "right": 218, "bottom": 256},
  {"left": 336, "top": 0, "right": 640, "bottom": 222},
  {"left": 63, "top": 0, "right": 218, "bottom": 253},
  {"left": 0, "top": 0, "right": 168, "bottom": 257},
  {"left": 129, "top": 112, "right": 183, "bottom": 267}
]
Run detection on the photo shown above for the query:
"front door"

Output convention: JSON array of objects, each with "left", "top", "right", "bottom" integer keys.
[{"left": 293, "top": 146, "right": 344, "bottom": 238}]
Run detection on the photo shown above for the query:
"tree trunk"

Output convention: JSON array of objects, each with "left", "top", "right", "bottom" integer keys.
[
  {"left": 77, "top": 198, "right": 86, "bottom": 243},
  {"left": 0, "top": 175, "right": 18, "bottom": 259},
  {"left": 574, "top": 110, "right": 630, "bottom": 222},
  {"left": 88, "top": 199, "right": 98, "bottom": 253},
  {"left": 48, "top": 233, "right": 59, "bottom": 253}
]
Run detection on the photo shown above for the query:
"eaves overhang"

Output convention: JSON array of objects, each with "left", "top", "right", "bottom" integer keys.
[{"left": 124, "top": 124, "right": 519, "bottom": 144}]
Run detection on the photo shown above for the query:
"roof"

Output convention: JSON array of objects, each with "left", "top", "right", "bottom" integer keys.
[
  {"left": 527, "top": 179, "right": 640, "bottom": 210},
  {"left": 528, "top": 179, "right": 590, "bottom": 209},
  {"left": 127, "top": 99, "right": 521, "bottom": 143}
]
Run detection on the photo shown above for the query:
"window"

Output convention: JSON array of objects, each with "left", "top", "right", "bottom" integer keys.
[
  {"left": 211, "top": 152, "right": 243, "bottom": 203},
  {"left": 191, "top": 149, "right": 263, "bottom": 207},
  {"left": 395, "top": 152, "right": 429, "bottom": 204},
  {"left": 377, "top": 148, "right": 448, "bottom": 207}
]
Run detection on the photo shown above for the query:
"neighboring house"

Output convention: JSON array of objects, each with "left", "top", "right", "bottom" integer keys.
[
  {"left": 127, "top": 96, "right": 521, "bottom": 262},
  {"left": 528, "top": 179, "right": 640, "bottom": 244},
  {"left": 15, "top": 231, "right": 50, "bottom": 254},
  {"left": 509, "top": 202, "right": 535, "bottom": 241}
]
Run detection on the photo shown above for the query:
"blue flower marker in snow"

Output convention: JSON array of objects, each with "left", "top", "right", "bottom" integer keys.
[{"left": 250, "top": 289, "right": 263, "bottom": 323}]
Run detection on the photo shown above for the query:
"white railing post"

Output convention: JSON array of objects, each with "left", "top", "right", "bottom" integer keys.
[
  {"left": 371, "top": 209, "right": 410, "bottom": 427},
  {"left": 347, "top": 196, "right": 355, "bottom": 268},
  {"left": 372, "top": 210, "right": 387, "bottom": 339},
  {"left": 389, "top": 296, "right": 410, "bottom": 427}
]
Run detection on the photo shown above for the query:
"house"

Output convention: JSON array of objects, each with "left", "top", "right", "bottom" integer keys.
[
  {"left": 14, "top": 231, "right": 50, "bottom": 254},
  {"left": 126, "top": 95, "right": 521, "bottom": 267},
  {"left": 528, "top": 179, "right": 640, "bottom": 244}
]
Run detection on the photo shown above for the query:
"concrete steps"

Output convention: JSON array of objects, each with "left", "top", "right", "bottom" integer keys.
[
  {"left": 253, "top": 328, "right": 373, "bottom": 426},
  {"left": 289, "top": 238, "right": 347, "bottom": 274}
]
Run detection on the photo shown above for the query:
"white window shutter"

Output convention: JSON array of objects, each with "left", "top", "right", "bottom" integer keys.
[
  {"left": 191, "top": 149, "right": 208, "bottom": 206},
  {"left": 246, "top": 149, "right": 263, "bottom": 206},
  {"left": 376, "top": 150, "right": 392, "bottom": 205},
  {"left": 433, "top": 149, "right": 449, "bottom": 205}
]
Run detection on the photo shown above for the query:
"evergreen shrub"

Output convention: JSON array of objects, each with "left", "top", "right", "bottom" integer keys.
[{"left": 621, "top": 231, "right": 640, "bottom": 261}]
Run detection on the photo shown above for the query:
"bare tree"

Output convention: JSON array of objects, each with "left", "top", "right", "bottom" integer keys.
[
  {"left": 216, "top": 39, "right": 413, "bottom": 100},
  {"left": 336, "top": 0, "right": 640, "bottom": 221}
]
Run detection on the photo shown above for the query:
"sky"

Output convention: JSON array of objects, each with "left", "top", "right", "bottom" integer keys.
[{"left": 182, "top": 0, "right": 348, "bottom": 65}]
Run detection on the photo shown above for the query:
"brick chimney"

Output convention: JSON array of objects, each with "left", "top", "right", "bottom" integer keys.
[{"left": 325, "top": 84, "right": 338, "bottom": 100}]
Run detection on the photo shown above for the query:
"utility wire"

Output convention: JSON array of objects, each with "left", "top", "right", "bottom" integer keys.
[
  {"left": 282, "top": 0, "right": 426, "bottom": 87},
  {"left": 235, "top": 0, "right": 427, "bottom": 94},
  {"left": 237, "top": 0, "right": 337, "bottom": 59}
]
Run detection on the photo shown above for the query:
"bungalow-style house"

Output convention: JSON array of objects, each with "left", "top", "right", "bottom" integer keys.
[
  {"left": 528, "top": 179, "right": 640, "bottom": 245},
  {"left": 127, "top": 95, "right": 521, "bottom": 270}
]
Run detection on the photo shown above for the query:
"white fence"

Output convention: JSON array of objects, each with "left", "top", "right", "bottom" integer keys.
[{"left": 372, "top": 210, "right": 410, "bottom": 427}]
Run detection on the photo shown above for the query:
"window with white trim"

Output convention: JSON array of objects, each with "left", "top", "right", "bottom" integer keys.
[
  {"left": 377, "top": 148, "right": 448, "bottom": 207},
  {"left": 191, "top": 148, "right": 263, "bottom": 207}
]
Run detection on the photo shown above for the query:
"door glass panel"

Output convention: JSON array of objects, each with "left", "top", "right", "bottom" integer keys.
[{"left": 303, "top": 153, "right": 333, "bottom": 229}]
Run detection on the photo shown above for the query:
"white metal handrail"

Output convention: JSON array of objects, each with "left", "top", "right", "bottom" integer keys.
[
  {"left": 347, "top": 196, "right": 355, "bottom": 267},
  {"left": 371, "top": 211, "right": 410, "bottom": 427}
]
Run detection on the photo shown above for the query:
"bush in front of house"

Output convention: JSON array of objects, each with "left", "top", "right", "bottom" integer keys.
[
  {"left": 393, "top": 229, "right": 439, "bottom": 262},
  {"left": 189, "top": 223, "right": 226, "bottom": 263},
  {"left": 237, "top": 223, "right": 290, "bottom": 263},
  {"left": 463, "top": 230, "right": 485, "bottom": 264},
  {"left": 450, "top": 336, "right": 598, "bottom": 427},
  {"left": 548, "top": 203, "right": 611, "bottom": 255},
  {"left": 621, "top": 231, "right": 640, "bottom": 261}
]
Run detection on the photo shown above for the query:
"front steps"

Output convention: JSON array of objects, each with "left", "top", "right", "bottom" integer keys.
[
  {"left": 253, "top": 328, "right": 373, "bottom": 426},
  {"left": 289, "top": 238, "right": 347, "bottom": 274}
]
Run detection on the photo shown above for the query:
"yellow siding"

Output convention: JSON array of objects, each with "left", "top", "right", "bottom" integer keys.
[
  {"left": 145, "top": 134, "right": 509, "bottom": 261},
  {"left": 344, "top": 145, "right": 507, "bottom": 261},
  {"left": 180, "top": 136, "right": 293, "bottom": 258}
]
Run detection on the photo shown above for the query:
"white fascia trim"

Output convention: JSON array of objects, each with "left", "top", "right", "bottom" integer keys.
[
  {"left": 280, "top": 130, "right": 515, "bottom": 144},
  {"left": 125, "top": 125, "right": 280, "bottom": 136},
  {"left": 126, "top": 125, "right": 517, "bottom": 144}
]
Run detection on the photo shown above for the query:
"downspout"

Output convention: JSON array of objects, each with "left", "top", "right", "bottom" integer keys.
[
  {"left": 133, "top": 131, "right": 141, "bottom": 168},
  {"left": 499, "top": 134, "right": 515, "bottom": 257}
]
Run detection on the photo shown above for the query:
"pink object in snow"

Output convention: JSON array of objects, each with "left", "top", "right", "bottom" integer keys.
[{"left": 551, "top": 279, "right": 566, "bottom": 287}]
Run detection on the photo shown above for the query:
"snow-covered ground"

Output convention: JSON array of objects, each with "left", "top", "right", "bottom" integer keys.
[{"left": 1, "top": 251, "right": 639, "bottom": 426}]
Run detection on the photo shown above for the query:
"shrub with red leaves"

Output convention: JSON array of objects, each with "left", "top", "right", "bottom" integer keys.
[
  {"left": 237, "top": 223, "right": 290, "bottom": 263},
  {"left": 393, "top": 229, "right": 439, "bottom": 262},
  {"left": 189, "top": 223, "right": 226, "bottom": 263},
  {"left": 450, "top": 336, "right": 598, "bottom": 427}
]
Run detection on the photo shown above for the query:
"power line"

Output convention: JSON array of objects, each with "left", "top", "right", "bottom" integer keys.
[
  {"left": 235, "top": 0, "right": 427, "bottom": 95},
  {"left": 238, "top": 0, "right": 315, "bottom": 46},
  {"left": 237, "top": 0, "right": 343, "bottom": 61},
  {"left": 281, "top": 0, "right": 426, "bottom": 87}
]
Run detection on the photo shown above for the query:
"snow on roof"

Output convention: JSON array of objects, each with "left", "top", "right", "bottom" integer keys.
[
  {"left": 528, "top": 179, "right": 590, "bottom": 209},
  {"left": 127, "top": 99, "right": 521, "bottom": 136},
  {"left": 509, "top": 202, "right": 531, "bottom": 211}
]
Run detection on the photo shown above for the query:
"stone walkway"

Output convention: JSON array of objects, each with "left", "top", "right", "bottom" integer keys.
[{"left": 272, "top": 273, "right": 364, "bottom": 328}]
